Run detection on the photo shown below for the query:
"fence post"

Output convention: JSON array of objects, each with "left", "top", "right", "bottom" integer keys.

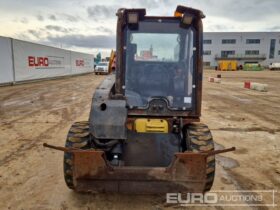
[{"left": 10, "top": 38, "right": 16, "bottom": 85}]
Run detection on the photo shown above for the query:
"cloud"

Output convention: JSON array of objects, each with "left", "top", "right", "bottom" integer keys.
[
  {"left": 49, "top": 14, "right": 57, "bottom": 21},
  {"left": 189, "top": 0, "right": 280, "bottom": 22},
  {"left": 47, "top": 34, "right": 116, "bottom": 49},
  {"left": 39, "top": 13, "right": 81, "bottom": 23},
  {"left": 205, "top": 22, "right": 239, "bottom": 32},
  {"left": 16, "top": 33, "right": 32, "bottom": 41},
  {"left": 45, "top": 25, "right": 73, "bottom": 33},
  {"left": 87, "top": 5, "right": 118, "bottom": 19},
  {"left": 3, "top": 0, "right": 280, "bottom": 55},
  {"left": 266, "top": 26, "right": 280, "bottom": 31},
  {"left": 136, "top": 0, "right": 159, "bottom": 8},
  {"left": 20, "top": 17, "right": 29, "bottom": 24},
  {"left": 36, "top": 15, "right": 44, "bottom": 21},
  {"left": 28, "top": 29, "right": 42, "bottom": 39},
  {"left": 61, "top": 14, "right": 81, "bottom": 22},
  {"left": 136, "top": 0, "right": 173, "bottom": 9},
  {"left": 98, "top": 26, "right": 113, "bottom": 34}
]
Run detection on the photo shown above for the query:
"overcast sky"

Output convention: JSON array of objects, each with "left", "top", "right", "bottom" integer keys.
[{"left": 0, "top": 0, "right": 279, "bottom": 56}]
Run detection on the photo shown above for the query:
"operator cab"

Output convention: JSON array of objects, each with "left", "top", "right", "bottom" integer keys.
[{"left": 123, "top": 10, "right": 197, "bottom": 110}]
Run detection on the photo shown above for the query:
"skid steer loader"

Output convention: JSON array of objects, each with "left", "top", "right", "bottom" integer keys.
[{"left": 44, "top": 5, "right": 235, "bottom": 194}]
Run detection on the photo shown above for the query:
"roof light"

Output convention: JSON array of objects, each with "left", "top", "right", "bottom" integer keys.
[
  {"left": 174, "top": 11, "right": 183, "bottom": 17},
  {"left": 127, "top": 12, "right": 139, "bottom": 24},
  {"left": 182, "top": 14, "right": 193, "bottom": 25}
]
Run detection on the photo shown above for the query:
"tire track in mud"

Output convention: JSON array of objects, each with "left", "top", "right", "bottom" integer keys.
[
  {"left": 0, "top": 100, "right": 92, "bottom": 166},
  {"left": 225, "top": 171, "right": 271, "bottom": 210},
  {"left": 0, "top": 76, "right": 103, "bottom": 167},
  {"left": 214, "top": 149, "right": 270, "bottom": 210},
  {"left": 204, "top": 92, "right": 280, "bottom": 127},
  {"left": 0, "top": 91, "right": 92, "bottom": 123},
  {"left": 0, "top": 123, "right": 58, "bottom": 166},
  {"left": 0, "top": 75, "right": 107, "bottom": 210},
  {"left": 0, "top": 78, "right": 98, "bottom": 124},
  {"left": 211, "top": 127, "right": 280, "bottom": 134},
  {"left": 200, "top": 72, "right": 279, "bottom": 209}
]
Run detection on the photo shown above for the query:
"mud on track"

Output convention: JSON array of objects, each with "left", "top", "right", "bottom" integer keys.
[{"left": 0, "top": 71, "right": 279, "bottom": 209}]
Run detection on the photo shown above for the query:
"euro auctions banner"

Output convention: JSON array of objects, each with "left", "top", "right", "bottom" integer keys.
[
  {"left": 0, "top": 37, "right": 14, "bottom": 84},
  {"left": 13, "top": 40, "right": 72, "bottom": 81},
  {"left": 71, "top": 51, "right": 94, "bottom": 74}
]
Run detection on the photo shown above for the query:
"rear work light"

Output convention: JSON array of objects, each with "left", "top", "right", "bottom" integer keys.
[
  {"left": 127, "top": 12, "right": 139, "bottom": 24},
  {"left": 182, "top": 14, "right": 193, "bottom": 25}
]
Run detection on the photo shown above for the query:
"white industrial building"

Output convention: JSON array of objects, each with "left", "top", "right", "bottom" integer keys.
[{"left": 203, "top": 32, "right": 280, "bottom": 67}]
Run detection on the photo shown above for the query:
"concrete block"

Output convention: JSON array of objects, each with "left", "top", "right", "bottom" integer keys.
[
  {"left": 244, "top": 81, "right": 251, "bottom": 89},
  {"left": 251, "top": 83, "right": 268, "bottom": 92},
  {"left": 208, "top": 77, "right": 214, "bottom": 82},
  {"left": 244, "top": 81, "right": 268, "bottom": 92},
  {"left": 208, "top": 77, "right": 221, "bottom": 83}
]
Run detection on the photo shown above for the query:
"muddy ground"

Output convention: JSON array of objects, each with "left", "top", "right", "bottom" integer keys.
[{"left": 0, "top": 70, "right": 279, "bottom": 210}]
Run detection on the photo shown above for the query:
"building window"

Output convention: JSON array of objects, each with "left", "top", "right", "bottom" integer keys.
[
  {"left": 221, "top": 51, "right": 235, "bottom": 58},
  {"left": 278, "top": 50, "right": 280, "bottom": 55},
  {"left": 245, "top": 50, "right": 260, "bottom": 55},
  {"left": 203, "top": 40, "right": 212, "bottom": 44},
  {"left": 246, "top": 39, "right": 261, "bottom": 44},
  {"left": 222, "top": 39, "right": 236, "bottom": 44},
  {"left": 269, "top": 39, "right": 276, "bottom": 59},
  {"left": 203, "top": 50, "right": 211, "bottom": 55}
]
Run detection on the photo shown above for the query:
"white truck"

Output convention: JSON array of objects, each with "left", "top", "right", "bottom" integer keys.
[
  {"left": 269, "top": 63, "right": 280, "bottom": 70},
  {"left": 94, "top": 62, "right": 109, "bottom": 75}
]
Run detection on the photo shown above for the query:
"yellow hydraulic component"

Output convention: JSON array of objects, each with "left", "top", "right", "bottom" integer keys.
[{"left": 134, "top": 119, "right": 168, "bottom": 133}]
